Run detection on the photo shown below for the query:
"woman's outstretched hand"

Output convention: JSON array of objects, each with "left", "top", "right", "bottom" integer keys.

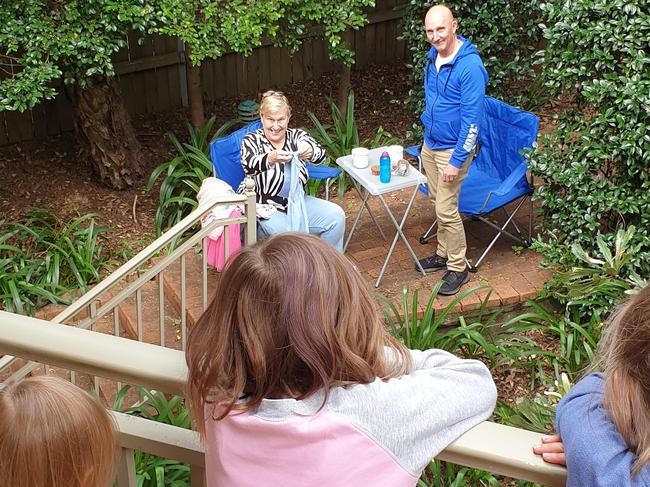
[
  {"left": 268, "top": 149, "right": 293, "bottom": 166},
  {"left": 533, "top": 434, "right": 566, "bottom": 466},
  {"left": 297, "top": 142, "right": 313, "bottom": 161}
]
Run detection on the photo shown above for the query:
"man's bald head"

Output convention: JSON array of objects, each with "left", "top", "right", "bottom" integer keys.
[
  {"left": 424, "top": 4, "right": 459, "bottom": 57},
  {"left": 426, "top": 4, "right": 455, "bottom": 24}
]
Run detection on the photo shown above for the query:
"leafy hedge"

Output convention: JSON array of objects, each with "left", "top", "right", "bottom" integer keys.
[
  {"left": 401, "top": 0, "right": 543, "bottom": 131},
  {"left": 529, "top": 0, "right": 650, "bottom": 278}
]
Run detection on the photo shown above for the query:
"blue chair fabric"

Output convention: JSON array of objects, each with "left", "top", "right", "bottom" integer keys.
[
  {"left": 209, "top": 121, "right": 262, "bottom": 190},
  {"left": 407, "top": 96, "right": 539, "bottom": 270},
  {"left": 459, "top": 97, "right": 537, "bottom": 216}
]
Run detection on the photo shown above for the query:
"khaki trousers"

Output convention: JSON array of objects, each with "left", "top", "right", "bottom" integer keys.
[{"left": 421, "top": 145, "right": 472, "bottom": 272}]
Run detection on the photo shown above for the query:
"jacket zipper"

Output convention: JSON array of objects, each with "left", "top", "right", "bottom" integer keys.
[
  {"left": 428, "top": 62, "right": 456, "bottom": 145},
  {"left": 427, "top": 60, "right": 440, "bottom": 144}
]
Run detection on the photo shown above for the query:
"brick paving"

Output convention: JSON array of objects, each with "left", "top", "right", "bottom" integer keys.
[
  {"left": 334, "top": 185, "right": 552, "bottom": 316},
  {"left": 33, "top": 187, "right": 551, "bottom": 338}
]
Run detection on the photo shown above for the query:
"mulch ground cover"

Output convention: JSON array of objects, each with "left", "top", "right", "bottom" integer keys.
[{"left": 0, "top": 61, "right": 560, "bottom": 410}]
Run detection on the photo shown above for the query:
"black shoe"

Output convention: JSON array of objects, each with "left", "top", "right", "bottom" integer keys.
[
  {"left": 416, "top": 254, "right": 448, "bottom": 273},
  {"left": 438, "top": 269, "right": 470, "bottom": 296}
]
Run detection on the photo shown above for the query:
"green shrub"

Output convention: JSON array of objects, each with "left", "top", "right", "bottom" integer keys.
[
  {"left": 541, "top": 226, "right": 647, "bottom": 319},
  {"left": 529, "top": 0, "right": 650, "bottom": 280},
  {"left": 0, "top": 209, "right": 108, "bottom": 315},
  {"left": 401, "top": 0, "right": 543, "bottom": 129}
]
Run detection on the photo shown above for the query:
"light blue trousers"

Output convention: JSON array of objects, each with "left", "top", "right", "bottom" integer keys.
[{"left": 258, "top": 196, "right": 346, "bottom": 252}]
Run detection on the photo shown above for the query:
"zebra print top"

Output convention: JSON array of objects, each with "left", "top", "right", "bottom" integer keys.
[{"left": 239, "top": 128, "right": 326, "bottom": 211}]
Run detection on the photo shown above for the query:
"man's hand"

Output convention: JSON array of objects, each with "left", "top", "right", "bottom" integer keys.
[
  {"left": 442, "top": 163, "right": 460, "bottom": 183},
  {"left": 533, "top": 434, "right": 566, "bottom": 466},
  {"left": 297, "top": 142, "right": 313, "bottom": 161}
]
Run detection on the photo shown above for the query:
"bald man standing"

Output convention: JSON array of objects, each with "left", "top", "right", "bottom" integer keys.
[{"left": 416, "top": 5, "right": 488, "bottom": 295}]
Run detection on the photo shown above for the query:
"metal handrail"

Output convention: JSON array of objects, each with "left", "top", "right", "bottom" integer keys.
[
  {"left": 76, "top": 214, "right": 247, "bottom": 331},
  {"left": 53, "top": 192, "right": 253, "bottom": 325},
  {"left": 0, "top": 189, "right": 257, "bottom": 381},
  {"left": 0, "top": 311, "right": 567, "bottom": 486}
]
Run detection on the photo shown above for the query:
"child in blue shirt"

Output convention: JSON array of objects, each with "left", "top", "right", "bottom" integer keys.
[{"left": 534, "top": 285, "right": 650, "bottom": 486}]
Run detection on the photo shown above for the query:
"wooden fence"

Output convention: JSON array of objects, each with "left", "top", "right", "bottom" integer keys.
[{"left": 0, "top": 1, "right": 407, "bottom": 147}]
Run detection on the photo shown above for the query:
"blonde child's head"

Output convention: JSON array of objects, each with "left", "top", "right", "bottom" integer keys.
[
  {"left": 599, "top": 284, "right": 650, "bottom": 474},
  {"left": 0, "top": 376, "right": 119, "bottom": 487},
  {"left": 186, "top": 233, "right": 411, "bottom": 435}
]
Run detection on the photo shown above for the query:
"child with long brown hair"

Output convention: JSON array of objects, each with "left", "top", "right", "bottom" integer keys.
[
  {"left": 534, "top": 284, "right": 650, "bottom": 485},
  {"left": 0, "top": 375, "right": 119, "bottom": 487},
  {"left": 186, "top": 233, "right": 496, "bottom": 486}
]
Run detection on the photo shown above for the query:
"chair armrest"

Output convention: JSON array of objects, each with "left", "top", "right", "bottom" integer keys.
[
  {"left": 493, "top": 162, "right": 529, "bottom": 197},
  {"left": 306, "top": 163, "right": 342, "bottom": 180}
]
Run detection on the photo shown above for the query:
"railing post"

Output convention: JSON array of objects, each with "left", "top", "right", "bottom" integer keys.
[
  {"left": 191, "top": 465, "right": 206, "bottom": 487},
  {"left": 244, "top": 177, "right": 257, "bottom": 246},
  {"left": 115, "top": 447, "right": 137, "bottom": 487}
]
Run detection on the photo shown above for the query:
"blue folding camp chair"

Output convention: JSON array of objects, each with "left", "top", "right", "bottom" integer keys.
[
  {"left": 209, "top": 120, "right": 342, "bottom": 199},
  {"left": 407, "top": 96, "right": 539, "bottom": 272}
]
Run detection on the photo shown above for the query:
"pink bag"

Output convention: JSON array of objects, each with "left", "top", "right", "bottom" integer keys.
[{"left": 203, "top": 209, "right": 242, "bottom": 271}]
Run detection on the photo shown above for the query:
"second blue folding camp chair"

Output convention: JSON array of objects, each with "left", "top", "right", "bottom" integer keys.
[
  {"left": 209, "top": 120, "right": 342, "bottom": 199},
  {"left": 407, "top": 96, "right": 539, "bottom": 272}
]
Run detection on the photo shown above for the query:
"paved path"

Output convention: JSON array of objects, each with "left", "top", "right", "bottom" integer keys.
[{"left": 337, "top": 185, "right": 552, "bottom": 315}]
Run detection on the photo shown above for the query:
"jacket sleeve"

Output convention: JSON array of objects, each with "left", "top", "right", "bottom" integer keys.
[
  {"left": 557, "top": 373, "right": 650, "bottom": 487},
  {"left": 449, "top": 63, "right": 487, "bottom": 169},
  {"left": 295, "top": 129, "right": 326, "bottom": 165},
  {"left": 331, "top": 348, "right": 497, "bottom": 477},
  {"left": 240, "top": 131, "right": 270, "bottom": 176}
]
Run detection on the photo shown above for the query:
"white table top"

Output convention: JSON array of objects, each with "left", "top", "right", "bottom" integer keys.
[{"left": 336, "top": 147, "right": 427, "bottom": 196}]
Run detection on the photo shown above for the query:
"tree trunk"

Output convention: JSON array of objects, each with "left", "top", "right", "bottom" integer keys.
[
  {"left": 336, "top": 29, "right": 354, "bottom": 117},
  {"left": 185, "top": 45, "right": 205, "bottom": 129},
  {"left": 72, "top": 78, "right": 142, "bottom": 190}
]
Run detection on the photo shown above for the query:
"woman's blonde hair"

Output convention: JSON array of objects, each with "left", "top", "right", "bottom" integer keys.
[
  {"left": 186, "top": 233, "right": 412, "bottom": 436},
  {"left": 0, "top": 376, "right": 119, "bottom": 487},
  {"left": 599, "top": 284, "right": 650, "bottom": 475},
  {"left": 260, "top": 90, "right": 292, "bottom": 118}
]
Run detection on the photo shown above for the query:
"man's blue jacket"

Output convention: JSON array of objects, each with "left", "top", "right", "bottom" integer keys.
[{"left": 420, "top": 36, "right": 488, "bottom": 169}]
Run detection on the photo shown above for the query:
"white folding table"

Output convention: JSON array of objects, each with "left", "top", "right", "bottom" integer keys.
[{"left": 337, "top": 148, "right": 427, "bottom": 287}]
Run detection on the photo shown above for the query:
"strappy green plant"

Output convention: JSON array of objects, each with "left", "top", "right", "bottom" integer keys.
[
  {"left": 306, "top": 90, "right": 396, "bottom": 198},
  {"left": 146, "top": 116, "right": 240, "bottom": 236},
  {"left": 380, "top": 283, "right": 550, "bottom": 385},
  {"left": 113, "top": 386, "right": 191, "bottom": 487},
  {"left": 494, "top": 397, "right": 557, "bottom": 434},
  {"left": 506, "top": 301, "right": 601, "bottom": 379},
  {"left": 0, "top": 209, "right": 108, "bottom": 315},
  {"left": 418, "top": 460, "right": 499, "bottom": 487},
  {"left": 379, "top": 284, "right": 515, "bottom": 364}
]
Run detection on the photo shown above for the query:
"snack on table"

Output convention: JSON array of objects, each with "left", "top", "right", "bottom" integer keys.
[
  {"left": 371, "top": 164, "right": 380, "bottom": 176},
  {"left": 397, "top": 159, "right": 410, "bottom": 176}
]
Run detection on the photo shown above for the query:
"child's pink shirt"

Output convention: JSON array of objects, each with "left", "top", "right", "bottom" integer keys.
[{"left": 203, "top": 348, "right": 496, "bottom": 486}]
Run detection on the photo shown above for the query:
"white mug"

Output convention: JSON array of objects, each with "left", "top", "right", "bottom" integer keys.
[
  {"left": 351, "top": 147, "right": 369, "bottom": 169},
  {"left": 387, "top": 144, "right": 404, "bottom": 163}
]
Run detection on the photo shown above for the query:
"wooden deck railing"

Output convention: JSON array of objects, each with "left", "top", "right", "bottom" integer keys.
[{"left": 0, "top": 311, "right": 567, "bottom": 487}]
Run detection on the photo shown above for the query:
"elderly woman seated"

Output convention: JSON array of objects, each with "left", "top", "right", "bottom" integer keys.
[{"left": 239, "top": 90, "right": 345, "bottom": 251}]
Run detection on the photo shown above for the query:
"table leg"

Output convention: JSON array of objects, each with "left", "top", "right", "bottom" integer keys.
[
  {"left": 351, "top": 182, "right": 386, "bottom": 241},
  {"left": 374, "top": 185, "right": 426, "bottom": 287},
  {"left": 343, "top": 188, "right": 370, "bottom": 252}
]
